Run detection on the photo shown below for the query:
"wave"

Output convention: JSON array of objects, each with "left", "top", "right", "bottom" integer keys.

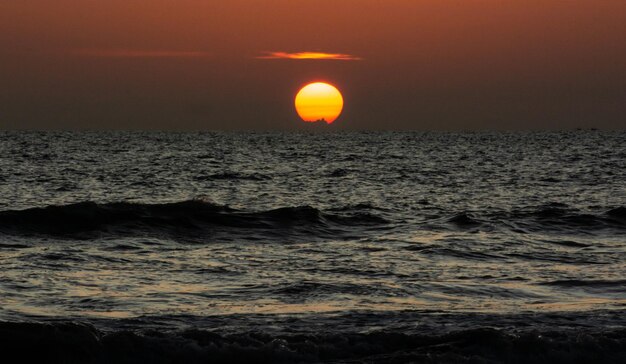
[
  {"left": 0, "top": 321, "right": 624, "bottom": 364},
  {"left": 447, "top": 212, "right": 482, "bottom": 227},
  {"left": 540, "top": 279, "right": 626, "bottom": 288},
  {"left": 607, "top": 206, "right": 626, "bottom": 219},
  {"left": 327, "top": 168, "right": 350, "bottom": 177},
  {"left": 444, "top": 204, "right": 626, "bottom": 233},
  {"left": 507, "top": 204, "right": 626, "bottom": 232},
  {"left": 2, "top": 201, "right": 623, "bottom": 239},
  {"left": 0, "top": 200, "right": 388, "bottom": 240}
]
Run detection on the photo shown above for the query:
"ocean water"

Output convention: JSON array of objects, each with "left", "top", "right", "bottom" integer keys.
[{"left": 0, "top": 131, "right": 625, "bottom": 363}]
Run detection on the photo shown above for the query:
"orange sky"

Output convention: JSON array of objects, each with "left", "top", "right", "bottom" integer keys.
[{"left": 1, "top": 0, "right": 625, "bottom": 129}]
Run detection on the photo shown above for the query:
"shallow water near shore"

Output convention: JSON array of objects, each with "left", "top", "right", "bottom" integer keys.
[{"left": 1, "top": 131, "right": 625, "bottom": 362}]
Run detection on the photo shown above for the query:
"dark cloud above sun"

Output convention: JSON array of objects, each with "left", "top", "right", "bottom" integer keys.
[{"left": 257, "top": 51, "right": 362, "bottom": 61}]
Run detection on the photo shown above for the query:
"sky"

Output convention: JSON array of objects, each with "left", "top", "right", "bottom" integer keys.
[{"left": 1, "top": 0, "right": 625, "bottom": 130}]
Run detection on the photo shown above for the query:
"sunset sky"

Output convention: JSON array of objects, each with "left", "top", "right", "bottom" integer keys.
[{"left": 1, "top": 0, "right": 625, "bottom": 130}]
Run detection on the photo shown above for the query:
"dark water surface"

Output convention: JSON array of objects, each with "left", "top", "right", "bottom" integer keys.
[{"left": 0, "top": 131, "right": 625, "bottom": 362}]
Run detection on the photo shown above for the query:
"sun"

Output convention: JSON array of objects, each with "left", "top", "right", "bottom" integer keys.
[{"left": 295, "top": 82, "right": 343, "bottom": 124}]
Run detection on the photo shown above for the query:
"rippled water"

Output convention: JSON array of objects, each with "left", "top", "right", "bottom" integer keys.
[{"left": 1, "top": 131, "right": 625, "bottom": 362}]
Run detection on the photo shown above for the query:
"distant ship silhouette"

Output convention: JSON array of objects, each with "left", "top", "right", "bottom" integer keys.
[
  {"left": 304, "top": 118, "right": 328, "bottom": 125},
  {"left": 302, "top": 118, "right": 333, "bottom": 127}
]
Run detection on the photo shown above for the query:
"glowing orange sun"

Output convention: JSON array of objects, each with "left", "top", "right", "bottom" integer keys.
[{"left": 295, "top": 82, "right": 343, "bottom": 124}]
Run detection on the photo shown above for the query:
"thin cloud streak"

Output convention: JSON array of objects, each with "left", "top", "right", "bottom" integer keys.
[
  {"left": 257, "top": 51, "right": 362, "bottom": 61},
  {"left": 72, "top": 49, "right": 211, "bottom": 58}
]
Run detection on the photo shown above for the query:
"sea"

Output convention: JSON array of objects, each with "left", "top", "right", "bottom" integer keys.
[{"left": 0, "top": 130, "right": 625, "bottom": 363}]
